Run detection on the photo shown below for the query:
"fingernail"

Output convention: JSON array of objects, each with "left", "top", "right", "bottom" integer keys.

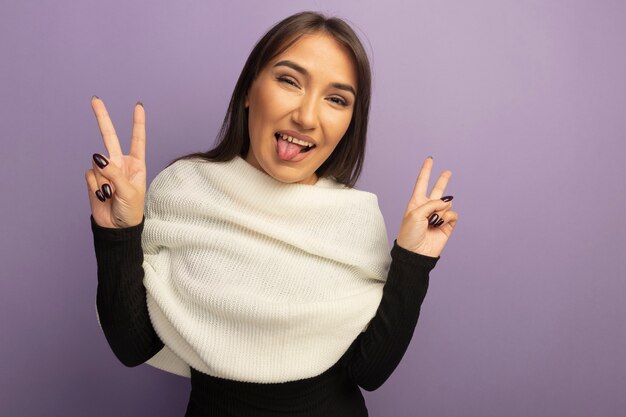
[
  {"left": 428, "top": 155, "right": 433, "bottom": 160},
  {"left": 136, "top": 100, "right": 143, "bottom": 108},
  {"left": 95, "top": 190, "right": 106, "bottom": 202},
  {"left": 441, "top": 195, "right": 454, "bottom": 202},
  {"left": 92, "top": 95, "right": 99, "bottom": 101},
  {"left": 102, "top": 183, "right": 112, "bottom": 198},
  {"left": 428, "top": 213, "right": 439, "bottom": 225},
  {"left": 93, "top": 153, "right": 108, "bottom": 169},
  {"left": 435, "top": 219, "right": 445, "bottom": 227}
]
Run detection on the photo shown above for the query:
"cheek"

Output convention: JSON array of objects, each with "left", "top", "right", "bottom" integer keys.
[
  {"left": 253, "top": 82, "right": 291, "bottom": 111},
  {"left": 249, "top": 93, "right": 286, "bottom": 132},
  {"left": 326, "top": 111, "right": 353, "bottom": 142}
]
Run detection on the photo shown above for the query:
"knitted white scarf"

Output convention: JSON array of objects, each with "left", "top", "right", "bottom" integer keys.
[{"left": 140, "top": 155, "right": 392, "bottom": 383}]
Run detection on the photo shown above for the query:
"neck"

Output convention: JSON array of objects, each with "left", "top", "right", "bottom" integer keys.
[{"left": 242, "top": 152, "right": 319, "bottom": 185}]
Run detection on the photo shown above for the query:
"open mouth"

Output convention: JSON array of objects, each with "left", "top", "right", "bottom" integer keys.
[{"left": 274, "top": 132, "right": 316, "bottom": 153}]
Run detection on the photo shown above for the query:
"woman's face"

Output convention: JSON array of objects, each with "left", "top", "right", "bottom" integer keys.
[{"left": 244, "top": 31, "right": 357, "bottom": 185}]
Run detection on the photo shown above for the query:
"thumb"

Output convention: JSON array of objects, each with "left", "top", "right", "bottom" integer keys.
[
  {"left": 412, "top": 198, "right": 452, "bottom": 219},
  {"left": 92, "top": 153, "right": 134, "bottom": 199}
]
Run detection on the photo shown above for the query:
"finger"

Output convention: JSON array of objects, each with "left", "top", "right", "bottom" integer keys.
[
  {"left": 91, "top": 96, "right": 124, "bottom": 158},
  {"left": 431, "top": 201, "right": 453, "bottom": 221},
  {"left": 92, "top": 153, "right": 133, "bottom": 199},
  {"left": 410, "top": 156, "right": 434, "bottom": 201},
  {"left": 435, "top": 210, "right": 458, "bottom": 234},
  {"left": 419, "top": 198, "right": 452, "bottom": 217},
  {"left": 129, "top": 101, "right": 146, "bottom": 162},
  {"left": 91, "top": 158, "right": 114, "bottom": 199},
  {"left": 406, "top": 198, "right": 452, "bottom": 224},
  {"left": 85, "top": 168, "right": 106, "bottom": 204},
  {"left": 428, "top": 170, "right": 452, "bottom": 200}
]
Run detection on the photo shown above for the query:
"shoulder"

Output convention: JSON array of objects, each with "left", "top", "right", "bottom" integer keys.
[
  {"left": 326, "top": 179, "right": 381, "bottom": 207},
  {"left": 148, "top": 157, "right": 207, "bottom": 191},
  {"left": 144, "top": 159, "right": 204, "bottom": 209}
]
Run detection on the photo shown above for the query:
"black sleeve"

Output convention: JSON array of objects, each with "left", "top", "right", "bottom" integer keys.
[
  {"left": 90, "top": 215, "right": 165, "bottom": 367},
  {"left": 340, "top": 239, "right": 439, "bottom": 391}
]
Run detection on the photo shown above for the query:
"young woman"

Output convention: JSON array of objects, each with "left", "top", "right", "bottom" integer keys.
[{"left": 85, "top": 11, "right": 458, "bottom": 416}]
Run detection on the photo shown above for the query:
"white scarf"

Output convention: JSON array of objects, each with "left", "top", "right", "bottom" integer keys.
[{"left": 140, "top": 155, "right": 392, "bottom": 383}]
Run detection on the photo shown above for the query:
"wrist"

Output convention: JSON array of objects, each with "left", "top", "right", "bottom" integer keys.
[{"left": 392, "top": 239, "right": 440, "bottom": 271}]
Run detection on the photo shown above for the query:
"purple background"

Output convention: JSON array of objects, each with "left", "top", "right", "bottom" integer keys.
[{"left": 1, "top": 0, "right": 624, "bottom": 416}]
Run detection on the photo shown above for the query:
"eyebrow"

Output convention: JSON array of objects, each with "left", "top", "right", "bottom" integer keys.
[{"left": 273, "top": 60, "right": 357, "bottom": 97}]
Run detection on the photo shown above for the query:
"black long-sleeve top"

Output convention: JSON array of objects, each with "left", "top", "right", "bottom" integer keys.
[{"left": 90, "top": 215, "right": 439, "bottom": 417}]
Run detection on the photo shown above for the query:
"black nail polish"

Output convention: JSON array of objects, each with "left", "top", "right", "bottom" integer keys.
[
  {"left": 136, "top": 100, "right": 143, "bottom": 108},
  {"left": 428, "top": 213, "right": 439, "bottom": 225},
  {"left": 92, "top": 95, "right": 99, "bottom": 100},
  {"left": 95, "top": 190, "right": 106, "bottom": 202},
  {"left": 441, "top": 195, "right": 454, "bottom": 202},
  {"left": 435, "top": 219, "right": 445, "bottom": 227},
  {"left": 102, "top": 183, "right": 112, "bottom": 198},
  {"left": 93, "top": 153, "right": 108, "bottom": 169}
]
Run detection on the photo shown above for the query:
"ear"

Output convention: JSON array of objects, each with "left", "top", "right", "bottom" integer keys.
[{"left": 244, "top": 95, "right": 249, "bottom": 108}]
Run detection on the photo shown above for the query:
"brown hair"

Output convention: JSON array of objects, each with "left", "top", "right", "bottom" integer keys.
[{"left": 168, "top": 11, "right": 372, "bottom": 188}]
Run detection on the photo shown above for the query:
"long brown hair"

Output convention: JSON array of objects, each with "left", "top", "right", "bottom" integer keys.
[{"left": 168, "top": 11, "right": 372, "bottom": 188}]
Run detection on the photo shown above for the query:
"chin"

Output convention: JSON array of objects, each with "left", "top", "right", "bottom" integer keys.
[
  {"left": 247, "top": 144, "right": 321, "bottom": 184},
  {"left": 269, "top": 162, "right": 317, "bottom": 185},
  {"left": 272, "top": 169, "right": 314, "bottom": 184}
]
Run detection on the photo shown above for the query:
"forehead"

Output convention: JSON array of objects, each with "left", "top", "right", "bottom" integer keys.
[{"left": 269, "top": 32, "right": 357, "bottom": 87}]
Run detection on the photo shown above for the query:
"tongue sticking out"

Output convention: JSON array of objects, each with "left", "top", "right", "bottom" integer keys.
[{"left": 277, "top": 137, "right": 307, "bottom": 161}]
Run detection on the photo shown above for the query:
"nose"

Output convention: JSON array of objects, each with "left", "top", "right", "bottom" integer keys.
[{"left": 291, "top": 93, "right": 319, "bottom": 130}]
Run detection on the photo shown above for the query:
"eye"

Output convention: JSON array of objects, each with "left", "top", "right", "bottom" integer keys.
[
  {"left": 327, "top": 96, "right": 348, "bottom": 107},
  {"left": 277, "top": 75, "right": 300, "bottom": 88}
]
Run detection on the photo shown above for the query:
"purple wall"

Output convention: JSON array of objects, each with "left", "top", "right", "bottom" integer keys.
[{"left": 1, "top": 0, "right": 624, "bottom": 415}]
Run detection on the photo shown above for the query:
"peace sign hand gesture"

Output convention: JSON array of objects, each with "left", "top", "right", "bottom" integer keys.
[
  {"left": 395, "top": 157, "right": 459, "bottom": 258},
  {"left": 85, "top": 96, "right": 146, "bottom": 229}
]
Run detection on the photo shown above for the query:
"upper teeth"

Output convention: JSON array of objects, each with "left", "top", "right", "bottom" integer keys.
[{"left": 278, "top": 133, "right": 314, "bottom": 147}]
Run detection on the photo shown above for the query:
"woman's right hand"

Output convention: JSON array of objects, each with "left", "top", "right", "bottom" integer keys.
[{"left": 85, "top": 96, "right": 146, "bottom": 228}]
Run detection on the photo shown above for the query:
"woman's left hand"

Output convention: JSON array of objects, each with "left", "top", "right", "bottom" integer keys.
[{"left": 395, "top": 156, "right": 459, "bottom": 258}]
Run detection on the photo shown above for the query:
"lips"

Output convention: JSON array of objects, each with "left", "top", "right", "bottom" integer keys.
[
  {"left": 274, "top": 132, "right": 315, "bottom": 153},
  {"left": 275, "top": 130, "right": 317, "bottom": 147},
  {"left": 274, "top": 132, "right": 316, "bottom": 162}
]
